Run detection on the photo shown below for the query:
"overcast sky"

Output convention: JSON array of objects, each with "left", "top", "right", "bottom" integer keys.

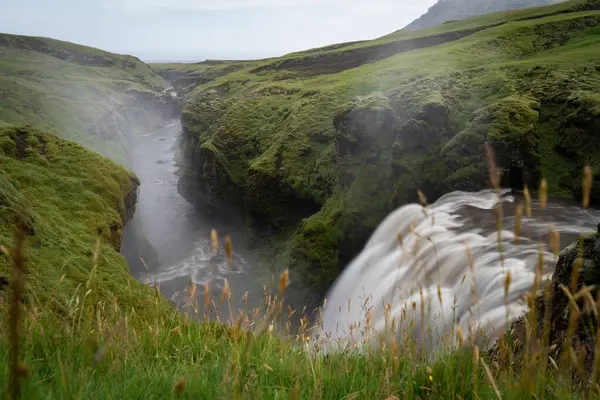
[{"left": 1, "top": 0, "right": 438, "bottom": 61}]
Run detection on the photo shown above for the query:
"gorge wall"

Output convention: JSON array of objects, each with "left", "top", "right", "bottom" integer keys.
[{"left": 167, "top": 0, "right": 600, "bottom": 304}]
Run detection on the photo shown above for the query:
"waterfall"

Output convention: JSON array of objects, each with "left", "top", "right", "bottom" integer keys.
[{"left": 320, "top": 189, "right": 600, "bottom": 351}]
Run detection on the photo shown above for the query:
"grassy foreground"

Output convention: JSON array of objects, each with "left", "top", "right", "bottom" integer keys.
[{"left": 1, "top": 126, "right": 600, "bottom": 399}]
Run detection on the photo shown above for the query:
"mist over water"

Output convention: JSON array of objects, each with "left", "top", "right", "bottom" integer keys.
[
  {"left": 320, "top": 189, "right": 600, "bottom": 350},
  {"left": 122, "top": 120, "right": 264, "bottom": 318},
  {"left": 121, "top": 121, "right": 600, "bottom": 349}
]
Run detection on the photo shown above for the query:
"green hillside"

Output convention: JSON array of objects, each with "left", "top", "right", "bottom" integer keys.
[
  {"left": 2, "top": 0, "right": 600, "bottom": 397},
  {"left": 169, "top": 0, "right": 600, "bottom": 298},
  {"left": 0, "top": 33, "right": 177, "bottom": 166}
]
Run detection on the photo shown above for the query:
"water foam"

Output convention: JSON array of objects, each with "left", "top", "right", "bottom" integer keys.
[{"left": 320, "top": 189, "right": 598, "bottom": 350}]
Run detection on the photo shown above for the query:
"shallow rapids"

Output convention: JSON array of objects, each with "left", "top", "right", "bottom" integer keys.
[{"left": 320, "top": 189, "right": 600, "bottom": 350}]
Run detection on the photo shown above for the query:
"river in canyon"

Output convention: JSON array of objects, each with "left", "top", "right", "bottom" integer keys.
[
  {"left": 120, "top": 118, "right": 600, "bottom": 346},
  {"left": 121, "top": 119, "right": 267, "bottom": 321}
]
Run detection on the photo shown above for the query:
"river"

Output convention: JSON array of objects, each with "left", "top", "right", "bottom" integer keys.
[
  {"left": 120, "top": 119, "right": 600, "bottom": 347},
  {"left": 121, "top": 119, "right": 264, "bottom": 320}
]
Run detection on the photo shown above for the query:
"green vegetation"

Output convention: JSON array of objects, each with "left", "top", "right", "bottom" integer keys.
[
  {"left": 174, "top": 0, "right": 600, "bottom": 297},
  {"left": 0, "top": 125, "right": 143, "bottom": 311},
  {"left": 0, "top": 125, "right": 598, "bottom": 398},
  {"left": 0, "top": 33, "right": 175, "bottom": 166},
  {"left": 1, "top": 129, "right": 599, "bottom": 398},
  {"left": 2, "top": 0, "right": 600, "bottom": 398}
]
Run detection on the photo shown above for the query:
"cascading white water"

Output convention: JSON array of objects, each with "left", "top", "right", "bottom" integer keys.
[{"left": 320, "top": 189, "right": 600, "bottom": 351}]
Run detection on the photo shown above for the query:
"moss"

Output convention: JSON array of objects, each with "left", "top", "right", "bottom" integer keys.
[
  {"left": 177, "top": 2, "right": 600, "bottom": 298},
  {"left": 289, "top": 201, "right": 373, "bottom": 298},
  {"left": 0, "top": 125, "right": 161, "bottom": 315},
  {"left": 442, "top": 94, "right": 541, "bottom": 189}
]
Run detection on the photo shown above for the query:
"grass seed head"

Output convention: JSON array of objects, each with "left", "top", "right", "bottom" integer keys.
[
  {"left": 583, "top": 166, "right": 593, "bottom": 208},
  {"left": 279, "top": 268, "right": 289, "bottom": 294},
  {"left": 204, "top": 283, "right": 210, "bottom": 307},
  {"left": 174, "top": 379, "right": 186, "bottom": 397},
  {"left": 211, "top": 229, "right": 218, "bottom": 253},
  {"left": 524, "top": 185, "right": 532, "bottom": 217},
  {"left": 540, "top": 178, "right": 548, "bottom": 209},
  {"left": 225, "top": 235, "right": 232, "bottom": 265},
  {"left": 221, "top": 279, "right": 230, "bottom": 305}
]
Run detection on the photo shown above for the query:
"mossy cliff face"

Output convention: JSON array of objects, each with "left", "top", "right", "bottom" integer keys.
[
  {"left": 176, "top": 0, "right": 600, "bottom": 300},
  {"left": 0, "top": 125, "right": 160, "bottom": 313}
]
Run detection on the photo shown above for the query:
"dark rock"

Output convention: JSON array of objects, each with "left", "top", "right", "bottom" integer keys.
[{"left": 492, "top": 223, "right": 600, "bottom": 378}]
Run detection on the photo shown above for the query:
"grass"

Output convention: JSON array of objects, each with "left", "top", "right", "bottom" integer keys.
[
  {"left": 172, "top": 0, "right": 600, "bottom": 299},
  {"left": 0, "top": 33, "right": 172, "bottom": 166},
  {"left": 0, "top": 125, "right": 147, "bottom": 315},
  {"left": 2, "top": 1, "right": 600, "bottom": 398},
  {"left": 2, "top": 128, "right": 600, "bottom": 398}
]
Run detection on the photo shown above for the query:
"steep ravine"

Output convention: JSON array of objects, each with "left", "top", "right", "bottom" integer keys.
[
  {"left": 168, "top": 1, "right": 600, "bottom": 306},
  {"left": 120, "top": 118, "right": 274, "bottom": 320}
]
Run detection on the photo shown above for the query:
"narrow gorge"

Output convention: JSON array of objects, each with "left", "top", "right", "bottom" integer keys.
[{"left": 3, "top": 0, "right": 600, "bottom": 396}]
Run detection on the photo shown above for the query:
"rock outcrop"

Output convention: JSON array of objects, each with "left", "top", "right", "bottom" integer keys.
[
  {"left": 176, "top": 1, "right": 600, "bottom": 304},
  {"left": 493, "top": 224, "right": 600, "bottom": 377}
]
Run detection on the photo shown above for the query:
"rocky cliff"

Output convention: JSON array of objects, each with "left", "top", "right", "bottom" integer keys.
[{"left": 172, "top": 0, "right": 600, "bottom": 303}]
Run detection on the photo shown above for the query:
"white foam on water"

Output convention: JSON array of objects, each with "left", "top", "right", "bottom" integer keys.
[{"left": 320, "top": 189, "right": 600, "bottom": 351}]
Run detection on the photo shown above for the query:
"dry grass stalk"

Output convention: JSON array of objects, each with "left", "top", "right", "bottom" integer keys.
[
  {"left": 539, "top": 179, "right": 548, "bottom": 210},
  {"left": 225, "top": 236, "right": 232, "bottom": 265},
  {"left": 583, "top": 166, "right": 593, "bottom": 209},
  {"left": 174, "top": 378, "right": 186, "bottom": 397},
  {"left": 485, "top": 143, "right": 501, "bottom": 189},
  {"left": 481, "top": 358, "right": 502, "bottom": 400},
  {"left": 279, "top": 269, "right": 289, "bottom": 294},
  {"left": 221, "top": 280, "right": 230, "bottom": 305},
  {"left": 8, "top": 212, "right": 29, "bottom": 400},
  {"left": 524, "top": 185, "right": 532, "bottom": 218},
  {"left": 211, "top": 229, "right": 218, "bottom": 253},
  {"left": 204, "top": 283, "right": 210, "bottom": 308}
]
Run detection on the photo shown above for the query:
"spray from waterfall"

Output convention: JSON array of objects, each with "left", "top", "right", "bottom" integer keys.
[{"left": 319, "top": 188, "right": 600, "bottom": 351}]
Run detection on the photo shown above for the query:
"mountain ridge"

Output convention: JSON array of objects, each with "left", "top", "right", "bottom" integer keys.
[{"left": 404, "top": 0, "right": 566, "bottom": 31}]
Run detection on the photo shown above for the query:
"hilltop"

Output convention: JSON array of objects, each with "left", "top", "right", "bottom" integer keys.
[
  {"left": 0, "top": 33, "right": 178, "bottom": 166},
  {"left": 404, "top": 0, "right": 566, "bottom": 31},
  {"left": 154, "top": 0, "right": 600, "bottom": 301}
]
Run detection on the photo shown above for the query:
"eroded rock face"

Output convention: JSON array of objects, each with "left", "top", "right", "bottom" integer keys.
[
  {"left": 493, "top": 224, "right": 600, "bottom": 376},
  {"left": 544, "top": 225, "right": 600, "bottom": 347}
]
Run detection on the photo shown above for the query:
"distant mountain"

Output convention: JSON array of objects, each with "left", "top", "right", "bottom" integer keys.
[{"left": 404, "top": 0, "right": 565, "bottom": 31}]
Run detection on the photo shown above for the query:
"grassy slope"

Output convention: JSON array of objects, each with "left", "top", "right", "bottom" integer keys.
[
  {"left": 0, "top": 131, "right": 586, "bottom": 400},
  {"left": 0, "top": 3, "right": 598, "bottom": 399},
  {"left": 0, "top": 33, "right": 172, "bottom": 166},
  {"left": 173, "top": 0, "right": 600, "bottom": 298}
]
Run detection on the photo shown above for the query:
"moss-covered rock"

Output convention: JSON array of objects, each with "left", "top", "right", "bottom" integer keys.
[
  {"left": 442, "top": 95, "right": 541, "bottom": 190},
  {"left": 175, "top": 2, "right": 600, "bottom": 302},
  {"left": 0, "top": 125, "right": 155, "bottom": 313}
]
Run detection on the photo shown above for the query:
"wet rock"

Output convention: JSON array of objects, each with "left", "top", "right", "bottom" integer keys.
[{"left": 492, "top": 222, "right": 600, "bottom": 377}]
